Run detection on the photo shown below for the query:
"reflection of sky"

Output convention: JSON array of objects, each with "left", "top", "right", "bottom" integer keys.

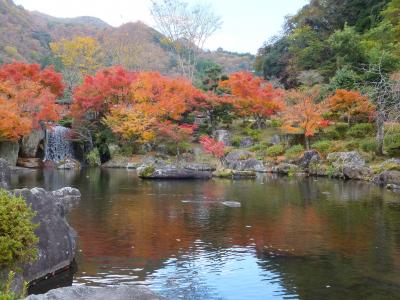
[{"left": 147, "top": 245, "right": 295, "bottom": 300}]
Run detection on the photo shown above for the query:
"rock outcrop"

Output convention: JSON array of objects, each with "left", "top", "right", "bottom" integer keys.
[
  {"left": 13, "top": 188, "right": 78, "bottom": 284},
  {"left": 373, "top": 170, "right": 400, "bottom": 188},
  {"left": 225, "top": 150, "right": 266, "bottom": 172},
  {"left": 297, "top": 150, "right": 320, "bottom": 169},
  {"left": 20, "top": 129, "right": 45, "bottom": 158},
  {"left": 0, "top": 141, "right": 19, "bottom": 166},
  {"left": 1, "top": 187, "right": 80, "bottom": 297},
  {"left": 25, "top": 285, "right": 163, "bottom": 300},
  {"left": 0, "top": 158, "right": 11, "bottom": 189},
  {"left": 138, "top": 164, "right": 212, "bottom": 179}
]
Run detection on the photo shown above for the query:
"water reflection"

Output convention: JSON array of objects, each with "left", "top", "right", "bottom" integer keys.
[{"left": 12, "top": 169, "right": 400, "bottom": 300}]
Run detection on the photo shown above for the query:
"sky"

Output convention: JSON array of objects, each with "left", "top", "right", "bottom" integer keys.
[{"left": 14, "top": 0, "right": 309, "bottom": 54}]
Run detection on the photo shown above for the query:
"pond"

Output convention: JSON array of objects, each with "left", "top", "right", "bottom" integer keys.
[{"left": 11, "top": 169, "right": 400, "bottom": 300}]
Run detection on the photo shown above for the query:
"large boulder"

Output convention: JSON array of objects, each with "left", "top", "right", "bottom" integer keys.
[
  {"left": 20, "top": 129, "right": 45, "bottom": 158},
  {"left": 297, "top": 150, "right": 320, "bottom": 169},
  {"left": 342, "top": 165, "right": 373, "bottom": 180},
  {"left": 239, "top": 137, "right": 255, "bottom": 148},
  {"left": 13, "top": 187, "right": 77, "bottom": 285},
  {"left": 25, "top": 285, "right": 163, "bottom": 300},
  {"left": 138, "top": 164, "right": 212, "bottom": 179},
  {"left": 225, "top": 150, "right": 252, "bottom": 162},
  {"left": 271, "top": 163, "right": 301, "bottom": 175},
  {"left": 373, "top": 170, "right": 400, "bottom": 187},
  {"left": 0, "top": 158, "right": 11, "bottom": 189},
  {"left": 102, "top": 157, "right": 134, "bottom": 168},
  {"left": 212, "top": 168, "right": 256, "bottom": 179},
  {"left": 56, "top": 159, "right": 81, "bottom": 170},
  {"left": 51, "top": 187, "right": 81, "bottom": 211},
  {"left": 214, "top": 129, "right": 231, "bottom": 146},
  {"left": 0, "top": 141, "right": 19, "bottom": 166},
  {"left": 184, "top": 163, "right": 216, "bottom": 172},
  {"left": 225, "top": 150, "right": 265, "bottom": 172},
  {"left": 326, "top": 151, "right": 370, "bottom": 180},
  {"left": 327, "top": 151, "right": 365, "bottom": 168},
  {"left": 269, "top": 135, "right": 281, "bottom": 145}
]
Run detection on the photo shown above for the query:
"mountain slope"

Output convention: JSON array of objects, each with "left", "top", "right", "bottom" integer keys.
[{"left": 0, "top": 0, "right": 255, "bottom": 74}]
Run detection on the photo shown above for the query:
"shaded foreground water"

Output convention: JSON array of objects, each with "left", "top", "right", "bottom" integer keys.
[{"left": 11, "top": 169, "right": 400, "bottom": 300}]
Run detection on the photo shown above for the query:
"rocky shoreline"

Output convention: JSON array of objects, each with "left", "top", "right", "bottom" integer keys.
[{"left": 104, "top": 150, "right": 400, "bottom": 190}]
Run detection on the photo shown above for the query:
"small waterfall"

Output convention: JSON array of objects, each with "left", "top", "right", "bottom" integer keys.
[{"left": 44, "top": 125, "right": 74, "bottom": 163}]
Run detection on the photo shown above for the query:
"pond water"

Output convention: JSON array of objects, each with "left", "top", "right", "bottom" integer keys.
[{"left": 11, "top": 169, "right": 400, "bottom": 300}]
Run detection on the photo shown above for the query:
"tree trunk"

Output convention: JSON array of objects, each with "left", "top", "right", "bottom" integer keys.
[
  {"left": 376, "top": 116, "right": 384, "bottom": 155},
  {"left": 305, "top": 135, "right": 310, "bottom": 150}
]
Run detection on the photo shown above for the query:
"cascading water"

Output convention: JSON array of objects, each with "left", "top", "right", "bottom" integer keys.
[{"left": 44, "top": 125, "right": 74, "bottom": 163}]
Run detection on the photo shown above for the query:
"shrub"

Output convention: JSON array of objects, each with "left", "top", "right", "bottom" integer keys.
[
  {"left": 360, "top": 137, "right": 377, "bottom": 153},
  {"left": 85, "top": 148, "right": 101, "bottom": 167},
  {"left": 231, "top": 136, "right": 241, "bottom": 148},
  {"left": 0, "top": 271, "right": 22, "bottom": 300},
  {"left": 334, "top": 122, "right": 350, "bottom": 138},
  {"left": 311, "top": 140, "right": 333, "bottom": 154},
  {"left": 384, "top": 133, "right": 400, "bottom": 156},
  {"left": 0, "top": 189, "right": 38, "bottom": 268},
  {"left": 270, "top": 118, "right": 283, "bottom": 128},
  {"left": 285, "top": 144, "right": 304, "bottom": 159},
  {"left": 347, "top": 123, "right": 375, "bottom": 138},
  {"left": 266, "top": 144, "right": 284, "bottom": 157},
  {"left": 242, "top": 127, "right": 261, "bottom": 141},
  {"left": 344, "top": 140, "right": 360, "bottom": 151},
  {"left": 322, "top": 126, "right": 340, "bottom": 139}
]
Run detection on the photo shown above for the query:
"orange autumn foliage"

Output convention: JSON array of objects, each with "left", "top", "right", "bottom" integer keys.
[
  {"left": 103, "top": 72, "right": 205, "bottom": 143},
  {"left": 219, "top": 71, "right": 284, "bottom": 124},
  {"left": 0, "top": 63, "right": 64, "bottom": 141},
  {"left": 282, "top": 89, "right": 328, "bottom": 148},
  {"left": 72, "top": 66, "right": 138, "bottom": 120},
  {"left": 327, "top": 89, "right": 375, "bottom": 123}
]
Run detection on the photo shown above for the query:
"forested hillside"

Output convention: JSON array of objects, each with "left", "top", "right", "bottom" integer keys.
[
  {"left": 0, "top": 0, "right": 254, "bottom": 75},
  {"left": 255, "top": 0, "right": 397, "bottom": 88}
]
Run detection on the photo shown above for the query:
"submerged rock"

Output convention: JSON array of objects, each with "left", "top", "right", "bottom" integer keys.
[{"left": 25, "top": 285, "right": 163, "bottom": 300}]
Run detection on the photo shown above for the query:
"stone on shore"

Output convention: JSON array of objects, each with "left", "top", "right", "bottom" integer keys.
[
  {"left": 138, "top": 164, "right": 212, "bottom": 179},
  {"left": 225, "top": 150, "right": 266, "bottom": 172}
]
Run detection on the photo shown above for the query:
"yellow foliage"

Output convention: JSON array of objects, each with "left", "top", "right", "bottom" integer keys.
[{"left": 50, "top": 36, "right": 103, "bottom": 76}]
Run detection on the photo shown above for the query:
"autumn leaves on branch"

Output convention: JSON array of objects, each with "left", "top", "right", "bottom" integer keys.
[{"left": 0, "top": 62, "right": 377, "bottom": 154}]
